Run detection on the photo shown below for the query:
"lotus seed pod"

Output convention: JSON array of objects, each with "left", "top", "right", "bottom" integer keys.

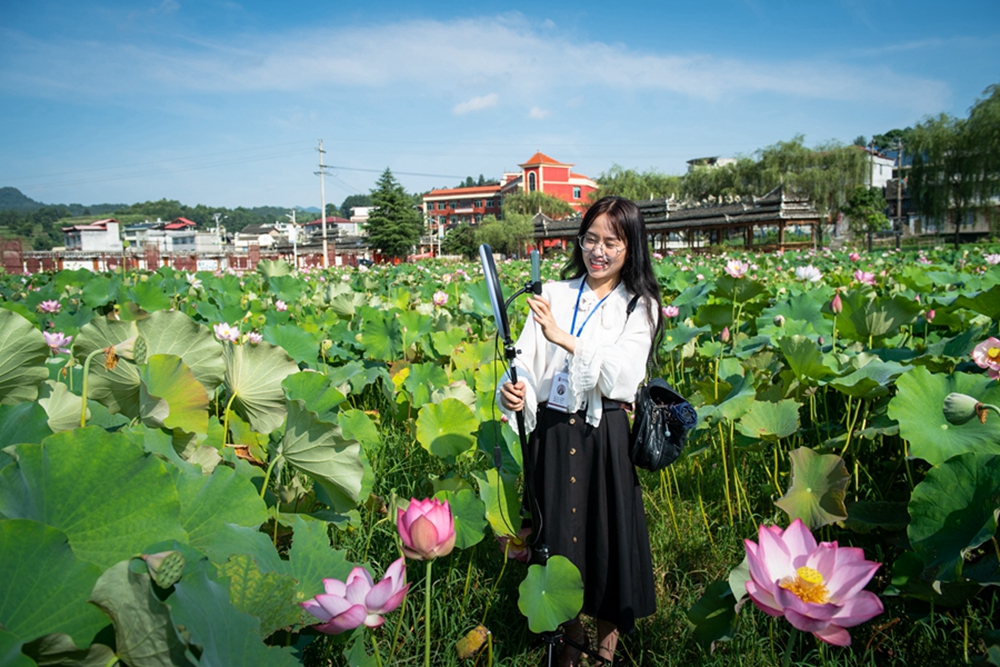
[
  {"left": 143, "top": 550, "right": 185, "bottom": 588},
  {"left": 773, "top": 315, "right": 785, "bottom": 327},
  {"left": 942, "top": 392, "right": 981, "bottom": 425},
  {"left": 133, "top": 336, "right": 148, "bottom": 366}
]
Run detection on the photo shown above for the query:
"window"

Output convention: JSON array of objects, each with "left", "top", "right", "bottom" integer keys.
[
  {"left": 486, "top": 199, "right": 495, "bottom": 208},
  {"left": 528, "top": 173, "right": 536, "bottom": 192},
  {"left": 475, "top": 214, "right": 482, "bottom": 223},
  {"left": 573, "top": 187, "right": 581, "bottom": 199},
  {"left": 435, "top": 202, "right": 443, "bottom": 210},
  {"left": 450, "top": 201, "right": 458, "bottom": 209},
  {"left": 474, "top": 199, "right": 482, "bottom": 208}
]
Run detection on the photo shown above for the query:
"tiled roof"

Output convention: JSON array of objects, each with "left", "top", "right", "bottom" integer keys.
[
  {"left": 424, "top": 185, "right": 501, "bottom": 198},
  {"left": 520, "top": 152, "right": 567, "bottom": 167}
]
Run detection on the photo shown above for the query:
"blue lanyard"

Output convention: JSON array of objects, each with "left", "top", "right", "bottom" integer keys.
[{"left": 569, "top": 279, "right": 613, "bottom": 337}]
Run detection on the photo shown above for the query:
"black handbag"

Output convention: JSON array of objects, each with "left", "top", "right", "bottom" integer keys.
[{"left": 625, "top": 296, "right": 698, "bottom": 471}]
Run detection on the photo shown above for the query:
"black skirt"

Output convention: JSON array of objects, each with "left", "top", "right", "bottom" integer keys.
[{"left": 524, "top": 404, "right": 656, "bottom": 634}]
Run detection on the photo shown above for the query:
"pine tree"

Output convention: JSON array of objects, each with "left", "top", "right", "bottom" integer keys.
[{"left": 365, "top": 168, "right": 424, "bottom": 260}]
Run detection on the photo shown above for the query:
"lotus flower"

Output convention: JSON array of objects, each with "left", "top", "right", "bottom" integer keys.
[
  {"left": 724, "top": 259, "right": 749, "bottom": 279},
  {"left": 720, "top": 326, "right": 730, "bottom": 343},
  {"left": 213, "top": 322, "right": 240, "bottom": 342},
  {"left": 848, "top": 252, "right": 861, "bottom": 262},
  {"left": 985, "top": 253, "right": 1000, "bottom": 265},
  {"left": 497, "top": 527, "right": 531, "bottom": 563},
  {"left": 432, "top": 290, "right": 448, "bottom": 307},
  {"left": 300, "top": 557, "right": 410, "bottom": 634},
  {"left": 831, "top": 293, "right": 843, "bottom": 315},
  {"left": 397, "top": 498, "right": 456, "bottom": 561},
  {"left": 794, "top": 265, "right": 823, "bottom": 282},
  {"left": 43, "top": 331, "right": 72, "bottom": 354},
  {"left": 663, "top": 305, "right": 679, "bottom": 318},
  {"left": 972, "top": 337, "right": 1000, "bottom": 379},
  {"left": 275, "top": 300, "right": 288, "bottom": 312},
  {"left": 744, "top": 519, "right": 883, "bottom": 646},
  {"left": 246, "top": 331, "right": 263, "bottom": 345},
  {"left": 853, "top": 270, "right": 876, "bottom": 286},
  {"left": 38, "top": 300, "right": 61, "bottom": 314}
]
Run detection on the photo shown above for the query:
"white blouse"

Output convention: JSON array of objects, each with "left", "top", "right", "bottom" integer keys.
[{"left": 497, "top": 276, "right": 655, "bottom": 432}]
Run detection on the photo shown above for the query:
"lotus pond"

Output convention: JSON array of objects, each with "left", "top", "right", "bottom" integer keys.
[{"left": 1, "top": 246, "right": 999, "bottom": 666}]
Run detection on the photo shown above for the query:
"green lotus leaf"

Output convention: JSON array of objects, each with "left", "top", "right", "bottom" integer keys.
[
  {"left": 280, "top": 515, "right": 353, "bottom": 600},
  {"left": 89, "top": 561, "right": 193, "bottom": 667},
  {"left": 908, "top": 453, "right": 1000, "bottom": 581},
  {"left": 171, "top": 465, "right": 268, "bottom": 552},
  {"left": 0, "top": 309, "right": 50, "bottom": 405},
  {"left": 660, "top": 323, "right": 710, "bottom": 353},
  {"left": 36, "top": 380, "right": 86, "bottom": 433},
  {"left": 835, "top": 290, "right": 921, "bottom": 344},
  {"left": 327, "top": 360, "right": 389, "bottom": 396},
  {"left": 432, "top": 381, "right": 477, "bottom": 410},
  {"left": 282, "top": 371, "right": 345, "bottom": 422},
  {"left": 461, "top": 279, "right": 494, "bottom": 319},
  {"left": 761, "top": 292, "right": 833, "bottom": 337},
  {"left": 671, "top": 281, "right": 712, "bottom": 311},
  {"left": 265, "top": 274, "right": 303, "bottom": 303},
  {"left": 128, "top": 280, "right": 172, "bottom": 313},
  {"left": 18, "top": 631, "right": 117, "bottom": 667},
  {"left": 218, "top": 554, "right": 301, "bottom": 638},
  {"left": 279, "top": 400, "right": 364, "bottom": 512},
  {"left": 0, "top": 628, "right": 33, "bottom": 667},
  {"left": 953, "top": 284, "right": 1000, "bottom": 320},
  {"left": 257, "top": 259, "right": 293, "bottom": 280},
  {"left": 434, "top": 488, "right": 487, "bottom": 550},
  {"left": 843, "top": 500, "right": 910, "bottom": 533},
  {"left": 0, "top": 402, "right": 53, "bottom": 448},
  {"left": 827, "top": 356, "right": 910, "bottom": 399},
  {"left": 73, "top": 317, "right": 141, "bottom": 417},
  {"left": 518, "top": 555, "right": 584, "bottom": 633},
  {"left": 698, "top": 372, "right": 756, "bottom": 424},
  {"left": 0, "top": 427, "right": 186, "bottom": 570},
  {"left": 693, "top": 303, "right": 733, "bottom": 329},
  {"left": 415, "top": 398, "right": 478, "bottom": 462},
  {"left": 888, "top": 367, "right": 1000, "bottom": 466},
  {"left": 736, "top": 399, "right": 801, "bottom": 440},
  {"left": 327, "top": 291, "right": 358, "bottom": 318},
  {"left": 477, "top": 419, "right": 523, "bottom": 474},
  {"left": 398, "top": 310, "right": 433, "bottom": 352},
  {"left": 430, "top": 327, "right": 468, "bottom": 358},
  {"left": 139, "top": 354, "right": 209, "bottom": 434},
  {"left": 194, "top": 524, "right": 285, "bottom": 573},
  {"left": 337, "top": 409, "right": 379, "bottom": 500},
  {"left": 685, "top": 580, "right": 738, "bottom": 649},
  {"left": 81, "top": 274, "right": 114, "bottom": 308},
  {"left": 403, "top": 362, "right": 449, "bottom": 408},
  {"left": 360, "top": 308, "right": 402, "bottom": 362},
  {"left": 777, "top": 336, "right": 837, "bottom": 384},
  {"left": 0, "top": 520, "right": 108, "bottom": 649},
  {"left": 473, "top": 468, "right": 522, "bottom": 536},
  {"left": 774, "top": 447, "right": 850, "bottom": 530},
  {"left": 712, "top": 275, "right": 767, "bottom": 304},
  {"left": 137, "top": 311, "right": 225, "bottom": 391},
  {"left": 224, "top": 341, "right": 300, "bottom": 435},
  {"left": 262, "top": 324, "right": 318, "bottom": 365}
]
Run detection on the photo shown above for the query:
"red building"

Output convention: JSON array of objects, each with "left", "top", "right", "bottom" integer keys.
[
  {"left": 500, "top": 152, "right": 597, "bottom": 213},
  {"left": 422, "top": 185, "right": 502, "bottom": 234}
]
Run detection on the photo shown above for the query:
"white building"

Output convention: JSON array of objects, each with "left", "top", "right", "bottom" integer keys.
[{"left": 62, "top": 219, "right": 123, "bottom": 252}]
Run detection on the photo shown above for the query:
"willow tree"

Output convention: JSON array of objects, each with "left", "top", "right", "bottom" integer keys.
[
  {"left": 591, "top": 164, "right": 683, "bottom": 202},
  {"left": 501, "top": 191, "right": 575, "bottom": 219}
]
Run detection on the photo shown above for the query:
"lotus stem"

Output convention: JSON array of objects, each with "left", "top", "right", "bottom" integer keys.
[
  {"left": 372, "top": 633, "right": 383, "bottom": 667},
  {"left": 222, "top": 389, "right": 239, "bottom": 447},
  {"left": 718, "top": 422, "right": 734, "bottom": 526},
  {"left": 660, "top": 469, "right": 682, "bottom": 542},
  {"left": 480, "top": 541, "right": 510, "bottom": 626},
  {"left": 80, "top": 347, "right": 105, "bottom": 428},
  {"left": 259, "top": 454, "right": 281, "bottom": 500},
  {"left": 424, "top": 559, "right": 433, "bottom": 667}
]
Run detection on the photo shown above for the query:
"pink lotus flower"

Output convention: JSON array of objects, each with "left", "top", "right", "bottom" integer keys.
[
  {"left": 744, "top": 519, "right": 883, "bottom": 646},
  {"left": 926, "top": 310, "right": 935, "bottom": 323},
  {"left": 432, "top": 290, "right": 448, "bottom": 307},
  {"left": 663, "top": 305, "right": 680, "bottom": 318},
  {"left": 831, "top": 293, "right": 843, "bottom": 315},
  {"left": 973, "top": 337, "right": 1000, "bottom": 379},
  {"left": 397, "top": 498, "right": 456, "bottom": 561},
  {"left": 848, "top": 252, "right": 861, "bottom": 262},
  {"left": 853, "top": 270, "right": 876, "bottom": 286},
  {"left": 38, "top": 300, "right": 61, "bottom": 314},
  {"left": 724, "top": 259, "right": 749, "bottom": 279},
  {"left": 275, "top": 300, "right": 288, "bottom": 312},
  {"left": 213, "top": 322, "right": 240, "bottom": 342},
  {"left": 300, "top": 557, "right": 410, "bottom": 634},
  {"left": 721, "top": 326, "right": 731, "bottom": 343},
  {"left": 246, "top": 331, "right": 263, "bottom": 345},
  {"left": 43, "top": 331, "right": 72, "bottom": 354},
  {"left": 497, "top": 527, "right": 532, "bottom": 563},
  {"left": 985, "top": 253, "right": 1000, "bottom": 266}
]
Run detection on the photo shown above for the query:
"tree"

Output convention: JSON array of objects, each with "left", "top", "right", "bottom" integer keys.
[
  {"left": 842, "top": 186, "right": 890, "bottom": 251},
  {"left": 501, "top": 191, "right": 575, "bottom": 219},
  {"left": 339, "top": 194, "right": 373, "bottom": 219},
  {"left": 441, "top": 222, "right": 478, "bottom": 259},
  {"left": 365, "top": 168, "right": 424, "bottom": 260},
  {"left": 473, "top": 212, "right": 534, "bottom": 257},
  {"left": 592, "top": 164, "right": 682, "bottom": 202}
]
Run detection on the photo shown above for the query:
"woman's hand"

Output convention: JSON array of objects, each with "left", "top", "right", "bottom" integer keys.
[
  {"left": 527, "top": 296, "right": 576, "bottom": 353},
  {"left": 500, "top": 380, "right": 526, "bottom": 411}
]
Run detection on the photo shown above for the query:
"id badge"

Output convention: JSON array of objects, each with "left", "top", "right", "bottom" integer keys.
[{"left": 547, "top": 370, "right": 570, "bottom": 412}]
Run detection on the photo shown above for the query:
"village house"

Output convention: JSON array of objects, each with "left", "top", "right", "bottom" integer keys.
[{"left": 62, "top": 218, "right": 123, "bottom": 252}]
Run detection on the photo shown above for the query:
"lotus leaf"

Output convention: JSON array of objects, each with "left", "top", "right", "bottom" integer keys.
[
  {"left": 89, "top": 561, "right": 194, "bottom": 667},
  {"left": 257, "top": 259, "right": 293, "bottom": 279},
  {"left": 698, "top": 372, "right": 756, "bottom": 424},
  {"left": 0, "top": 427, "right": 186, "bottom": 570},
  {"left": 761, "top": 292, "right": 833, "bottom": 337},
  {"left": 713, "top": 275, "right": 767, "bottom": 304},
  {"left": 399, "top": 309, "right": 434, "bottom": 352},
  {"left": 195, "top": 523, "right": 285, "bottom": 573},
  {"left": 835, "top": 290, "right": 921, "bottom": 344},
  {"left": 416, "top": 398, "right": 478, "bottom": 462},
  {"left": 462, "top": 279, "right": 495, "bottom": 319},
  {"left": 430, "top": 327, "right": 468, "bottom": 358},
  {"left": 843, "top": 500, "right": 910, "bottom": 533},
  {"left": 774, "top": 447, "right": 850, "bottom": 529},
  {"left": 473, "top": 468, "right": 522, "bottom": 536},
  {"left": 282, "top": 371, "right": 345, "bottom": 421},
  {"left": 224, "top": 340, "right": 299, "bottom": 435},
  {"left": 36, "top": 380, "right": 86, "bottom": 432},
  {"left": 908, "top": 452, "right": 1000, "bottom": 581},
  {"left": 685, "top": 581, "right": 738, "bottom": 649},
  {"left": 280, "top": 515, "right": 353, "bottom": 600},
  {"left": 827, "top": 356, "right": 910, "bottom": 399},
  {"left": 0, "top": 520, "right": 108, "bottom": 649},
  {"left": 17, "top": 631, "right": 116, "bottom": 667},
  {"left": 171, "top": 465, "right": 268, "bottom": 551},
  {"left": 888, "top": 367, "right": 1000, "bottom": 466},
  {"left": 518, "top": 556, "right": 584, "bottom": 633},
  {"left": 404, "top": 361, "right": 449, "bottom": 408},
  {"left": 434, "top": 488, "right": 487, "bottom": 550},
  {"left": 279, "top": 400, "right": 365, "bottom": 512},
  {"left": 954, "top": 284, "right": 1000, "bottom": 320},
  {"left": 266, "top": 274, "right": 303, "bottom": 303},
  {"left": 736, "top": 399, "right": 801, "bottom": 440},
  {"left": 661, "top": 323, "right": 710, "bottom": 353},
  {"left": 139, "top": 354, "right": 209, "bottom": 434},
  {"left": 129, "top": 280, "right": 172, "bottom": 312},
  {"left": 360, "top": 307, "right": 402, "bottom": 361},
  {"left": 0, "top": 309, "right": 49, "bottom": 404},
  {"left": 262, "top": 324, "right": 318, "bottom": 365},
  {"left": 0, "top": 402, "right": 53, "bottom": 448},
  {"left": 778, "top": 336, "right": 837, "bottom": 384},
  {"left": 218, "top": 554, "right": 301, "bottom": 637}
]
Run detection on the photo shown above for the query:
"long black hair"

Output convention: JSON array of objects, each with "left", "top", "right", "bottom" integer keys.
[{"left": 561, "top": 196, "right": 664, "bottom": 361}]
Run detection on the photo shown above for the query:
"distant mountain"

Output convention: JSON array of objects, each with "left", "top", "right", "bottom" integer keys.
[
  {"left": 0, "top": 187, "right": 44, "bottom": 212},
  {"left": 297, "top": 206, "right": 321, "bottom": 213}
]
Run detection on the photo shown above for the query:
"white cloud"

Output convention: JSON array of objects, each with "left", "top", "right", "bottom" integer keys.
[
  {"left": 453, "top": 93, "right": 499, "bottom": 115},
  {"left": 528, "top": 106, "right": 550, "bottom": 119}
]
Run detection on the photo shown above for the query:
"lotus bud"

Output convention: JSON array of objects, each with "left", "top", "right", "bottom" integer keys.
[
  {"left": 926, "top": 310, "right": 935, "bottom": 323},
  {"left": 773, "top": 315, "right": 785, "bottom": 327},
  {"left": 817, "top": 336, "right": 824, "bottom": 346},
  {"left": 142, "top": 550, "right": 185, "bottom": 588},
  {"left": 943, "top": 392, "right": 982, "bottom": 425},
  {"left": 831, "top": 293, "right": 843, "bottom": 314},
  {"left": 721, "top": 326, "right": 731, "bottom": 343},
  {"left": 321, "top": 339, "right": 333, "bottom": 351}
]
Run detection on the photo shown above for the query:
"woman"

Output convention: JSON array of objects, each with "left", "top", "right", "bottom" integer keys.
[{"left": 498, "top": 196, "right": 662, "bottom": 665}]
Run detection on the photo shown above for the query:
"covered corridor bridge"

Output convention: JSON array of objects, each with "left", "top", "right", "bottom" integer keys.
[{"left": 532, "top": 187, "right": 827, "bottom": 254}]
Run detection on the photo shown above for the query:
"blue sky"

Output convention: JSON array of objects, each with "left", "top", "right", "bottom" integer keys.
[{"left": 1, "top": 0, "right": 997, "bottom": 211}]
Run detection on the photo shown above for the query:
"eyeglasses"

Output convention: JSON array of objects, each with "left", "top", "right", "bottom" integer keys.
[{"left": 578, "top": 233, "right": 625, "bottom": 258}]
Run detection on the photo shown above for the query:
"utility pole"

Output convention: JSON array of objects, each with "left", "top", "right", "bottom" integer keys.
[
  {"left": 286, "top": 209, "right": 298, "bottom": 269},
  {"left": 315, "top": 140, "right": 331, "bottom": 268},
  {"left": 895, "top": 140, "right": 904, "bottom": 250}
]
